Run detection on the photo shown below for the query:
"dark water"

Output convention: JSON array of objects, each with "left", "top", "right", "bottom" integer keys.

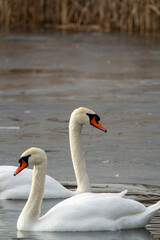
[{"left": 0, "top": 31, "right": 160, "bottom": 239}]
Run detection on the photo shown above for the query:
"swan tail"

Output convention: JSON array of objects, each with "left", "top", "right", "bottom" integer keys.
[
  {"left": 147, "top": 200, "right": 160, "bottom": 214},
  {"left": 141, "top": 200, "right": 160, "bottom": 226},
  {"left": 119, "top": 189, "right": 128, "bottom": 197}
]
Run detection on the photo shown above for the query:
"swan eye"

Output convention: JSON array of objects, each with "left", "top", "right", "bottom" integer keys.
[
  {"left": 86, "top": 113, "right": 100, "bottom": 123},
  {"left": 19, "top": 154, "right": 31, "bottom": 165}
]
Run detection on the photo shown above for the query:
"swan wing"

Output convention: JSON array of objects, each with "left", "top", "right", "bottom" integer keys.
[
  {"left": 38, "top": 193, "right": 147, "bottom": 231},
  {"left": 0, "top": 166, "right": 71, "bottom": 199},
  {"left": 0, "top": 166, "right": 32, "bottom": 199}
]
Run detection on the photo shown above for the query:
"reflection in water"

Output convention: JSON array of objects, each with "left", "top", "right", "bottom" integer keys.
[
  {"left": 17, "top": 229, "right": 151, "bottom": 240},
  {"left": 0, "top": 198, "right": 156, "bottom": 240}
]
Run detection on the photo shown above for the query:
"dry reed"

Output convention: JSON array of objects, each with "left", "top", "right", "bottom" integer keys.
[{"left": 0, "top": 0, "right": 160, "bottom": 35}]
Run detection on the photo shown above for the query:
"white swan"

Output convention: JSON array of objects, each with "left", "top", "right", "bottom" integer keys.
[
  {"left": 0, "top": 107, "right": 108, "bottom": 199},
  {"left": 14, "top": 147, "right": 160, "bottom": 232}
]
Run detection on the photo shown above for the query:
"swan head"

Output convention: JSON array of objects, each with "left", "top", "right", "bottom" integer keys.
[
  {"left": 69, "top": 107, "right": 107, "bottom": 132},
  {"left": 14, "top": 147, "right": 47, "bottom": 176}
]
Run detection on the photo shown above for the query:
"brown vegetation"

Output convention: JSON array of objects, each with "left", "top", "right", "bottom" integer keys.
[{"left": 0, "top": 0, "right": 160, "bottom": 35}]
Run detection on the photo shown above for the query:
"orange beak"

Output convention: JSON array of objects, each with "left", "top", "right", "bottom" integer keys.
[
  {"left": 14, "top": 160, "right": 28, "bottom": 176},
  {"left": 91, "top": 116, "right": 107, "bottom": 132}
]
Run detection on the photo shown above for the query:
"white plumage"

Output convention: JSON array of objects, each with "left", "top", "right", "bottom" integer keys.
[
  {"left": 14, "top": 147, "right": 160, "bottom": 232},
  {"left": 0, "top": 107, "right": 107, "bottom": 199},
  {"left": 0, "top": 166, "right": 71, "bottom": 199}
]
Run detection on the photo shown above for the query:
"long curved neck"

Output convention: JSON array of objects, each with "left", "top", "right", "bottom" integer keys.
[
  {"left": 18, "top": 161, "right": 46, "bottom": 225},
  {"left": 69, "top": 121, "right": 91, "bottom": 193}
]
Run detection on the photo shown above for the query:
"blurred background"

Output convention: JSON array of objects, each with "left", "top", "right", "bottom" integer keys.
[{"left": 0, "top": 0, "right": 160, "bottom": 35}]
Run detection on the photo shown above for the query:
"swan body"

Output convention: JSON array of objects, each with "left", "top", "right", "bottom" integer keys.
[
  {"left": 0, "top": 166, "right": 71, "bottom": 199},
  {"left": 14, "top": 147, "right": 160, "bottom": 232},
  {"left": 29, "top": 194, "right": 160, "bottom": 232},
  {"left": 0, "top": 166, "right": 126, "bottom": 200},
  {"left": 0, "top": 107, "right": 109, "bottom": 199}
]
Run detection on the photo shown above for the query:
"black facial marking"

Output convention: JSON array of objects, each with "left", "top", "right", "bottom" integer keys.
[
  {"left": 19, "top": 154, "right": 31, "bottom": 166},
  {"left": 86, "top": 113, "right": 100, "bottom": 123}
]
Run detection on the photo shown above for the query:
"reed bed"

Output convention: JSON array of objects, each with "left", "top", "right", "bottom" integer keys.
[{"left": 0, "top": 0, "right": 160, "bottom": 35}]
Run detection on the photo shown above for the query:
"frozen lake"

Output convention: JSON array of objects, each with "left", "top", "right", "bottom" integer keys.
[{"left": 0, "top": 31, "right": 160, "bottom": 239}]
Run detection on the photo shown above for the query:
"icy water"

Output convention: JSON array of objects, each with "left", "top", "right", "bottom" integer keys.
[
  {"left": 0, "top": 198, "right": 156, "bottom": 240},
  {"left": 0, "top": 31, "right": 160, "bottom": 239}
]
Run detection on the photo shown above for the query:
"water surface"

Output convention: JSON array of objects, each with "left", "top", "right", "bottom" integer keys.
[
  {"left": 0, "top": 31, "right": 160, "bottom": 239},
  {"left": 0, "top": 198, "right": 159, "bottom": 240}
]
